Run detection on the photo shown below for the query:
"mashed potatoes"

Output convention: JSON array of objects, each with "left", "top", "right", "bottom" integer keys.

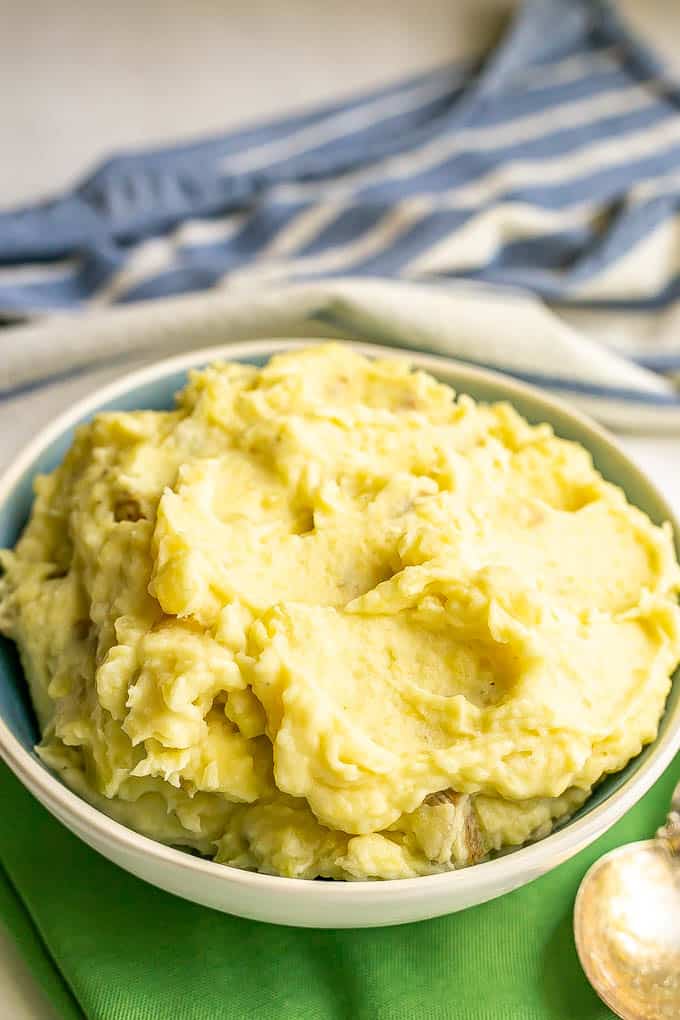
[{"left": 2, "top": 344, "right": 679, "bottom": 880}]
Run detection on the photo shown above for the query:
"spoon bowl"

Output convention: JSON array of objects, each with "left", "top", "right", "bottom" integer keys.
[{"left": 575, "top": 839, "right": 680, "bottom": 1020}]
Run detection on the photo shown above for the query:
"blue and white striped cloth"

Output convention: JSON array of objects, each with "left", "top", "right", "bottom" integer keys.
[{"left": 4, "top": 0, "right": 680, "bottom": 429}]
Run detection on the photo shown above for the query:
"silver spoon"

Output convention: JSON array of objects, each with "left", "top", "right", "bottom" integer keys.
[{"left": 574, "top": 780, "right": 680, "bottom": 1019}]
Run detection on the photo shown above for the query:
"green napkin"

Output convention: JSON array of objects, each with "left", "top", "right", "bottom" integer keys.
[{"left": 1, "top": 757, "right": 678, "bottom": 1019}]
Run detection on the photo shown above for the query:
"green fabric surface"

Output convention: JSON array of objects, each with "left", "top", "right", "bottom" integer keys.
[
  {"left": 0, "top": 862, "right": 82, "bottom": 1020},
  {"left": 1, "top": 757, "right": 678, "bottom": 1019}
]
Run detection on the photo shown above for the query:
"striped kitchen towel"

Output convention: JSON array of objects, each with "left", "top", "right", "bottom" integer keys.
[{"left": 3, "top": 0, "right": 680, "bottom": 429}]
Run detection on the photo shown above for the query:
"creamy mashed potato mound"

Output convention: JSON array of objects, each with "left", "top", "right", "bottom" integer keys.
[{"left": 2, "top": 345, "right": 680, "bottom": 880}]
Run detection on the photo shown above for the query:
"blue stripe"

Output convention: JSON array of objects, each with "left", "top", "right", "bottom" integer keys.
[
  {"left": 473, "top": 68, "right": 650, "bottom": 123},
  {"left": 355, "top": 107, "right": 677, "bottom": 207},
  {"left": 118, "top": 268, "right": 223, "bottom": 304},
  {"left": 182, "top": 201, "right": 309, "bottom": 260},
  {"left": 633, "top": 352, "right": 680, "bottom": 371},
  {"left": 294, "top": 204, "right": 393, "bottom": 256},
  {"left": 502, "top": 371, "right": 680, "bottom": 407},
  {"left": 222, "top": 82, "right": 470, "bottom": 177},
  {"left": 322, "top": 211, "right": 472, "bottom": 278}
]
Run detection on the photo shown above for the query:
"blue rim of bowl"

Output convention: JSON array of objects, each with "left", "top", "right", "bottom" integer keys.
[{"left": 1, "top": 337, "right": 679, "bottom": 898}]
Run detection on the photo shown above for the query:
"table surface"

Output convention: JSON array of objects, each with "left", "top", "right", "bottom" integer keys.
[{"left": 2, "top": 1, "right": 679, "bottom": 1015}]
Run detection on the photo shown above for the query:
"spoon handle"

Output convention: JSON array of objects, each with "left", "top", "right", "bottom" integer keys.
[{"left": 656, "top": 778, "right": 680, "bottom": 855}]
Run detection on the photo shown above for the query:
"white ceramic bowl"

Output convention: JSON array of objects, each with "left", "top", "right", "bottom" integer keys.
[{"left": 1, "top": 339, "right": 678, "bottom": 928}]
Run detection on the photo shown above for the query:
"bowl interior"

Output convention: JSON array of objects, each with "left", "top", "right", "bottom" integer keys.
[{"left": 1, "top": 350, "right": 678, "bottom": 834}]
